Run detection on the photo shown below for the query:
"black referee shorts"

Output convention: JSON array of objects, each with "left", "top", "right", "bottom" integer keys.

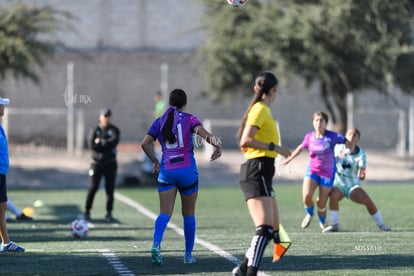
[
  {"left": 0, "top": 174, "right": 7, "bottom": 203},
  {"left": 239, "top": 157, "right": 275, "bottom": 200}
]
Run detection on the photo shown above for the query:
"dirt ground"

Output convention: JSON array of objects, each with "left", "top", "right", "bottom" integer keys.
[{"left": 7, "top": 143, "right": 414, "bottom": 189}]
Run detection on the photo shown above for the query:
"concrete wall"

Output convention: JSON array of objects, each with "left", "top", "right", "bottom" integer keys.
[{"left": 1, "top": 0, "right": 412, "bottom": 151}]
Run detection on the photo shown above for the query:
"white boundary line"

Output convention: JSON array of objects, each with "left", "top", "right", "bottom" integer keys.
[
  {"left": 99, "top": 249, "right": 135, "bottom": 276},
  {"left": 115, "top": 192, "right": 271, "bottom": 276},
  {"left": 115, "top": 192, "right": 240, "bottom": 265}
]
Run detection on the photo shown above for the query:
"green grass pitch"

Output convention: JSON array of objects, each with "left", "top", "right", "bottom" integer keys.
[{"left": 3, "top": 183, "right": 414, "bottom": 275}]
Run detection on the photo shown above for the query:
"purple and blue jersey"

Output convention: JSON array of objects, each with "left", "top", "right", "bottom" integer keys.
[
  {"left": 301, "top": 130, "right": 346, "bottom": 178},
  {"left": 147, "top": 108, "right": 202, "bottom": 171}
]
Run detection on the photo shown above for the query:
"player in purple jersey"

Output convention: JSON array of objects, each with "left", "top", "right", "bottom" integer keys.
[
  {"left": 141, "top": 89, "right": 222, "bottom": 265},
  {"left": 282, "top": 111, "right": 346, "bottom": 230}
]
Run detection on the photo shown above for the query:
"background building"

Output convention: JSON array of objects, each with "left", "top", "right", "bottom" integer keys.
[{"left": 1, "top": 0, "right": 412, "bottom": 152}]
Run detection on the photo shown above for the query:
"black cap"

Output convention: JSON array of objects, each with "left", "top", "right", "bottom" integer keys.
[{"left": 99, "top": 108, "right": 112, "bottom": 117}]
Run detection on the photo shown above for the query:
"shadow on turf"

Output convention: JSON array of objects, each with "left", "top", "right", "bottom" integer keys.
[
  {"left": 8, "top": 203, "right": 154, "bottom": 243},
  {"left": 271, "top": 254, "right": 414, "bottom": 271},
  {"left": 8, "top": 166, "right": 87, "bottom": 189}
]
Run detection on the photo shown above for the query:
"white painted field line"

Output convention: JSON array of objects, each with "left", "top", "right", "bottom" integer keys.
[
  {"left": 99, "top": 249, "right": 135, "bottom": 276},
  {"left": 115, "top": 192, "right": 271, "bottom": 276},
  {"left": 115, "top": 192, "right": 240, "bottom": 264}
]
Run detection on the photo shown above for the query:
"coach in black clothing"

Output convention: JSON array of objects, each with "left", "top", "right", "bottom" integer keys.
[{"left": 84, "top": 108, "right": 120, "bottom": 222}]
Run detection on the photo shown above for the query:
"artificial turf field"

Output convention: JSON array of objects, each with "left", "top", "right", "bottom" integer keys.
[{"left": 3, "top": 184, "right": 414, "bottom": 275}]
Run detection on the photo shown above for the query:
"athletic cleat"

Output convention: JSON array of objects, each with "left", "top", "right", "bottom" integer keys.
[
  {"left": 301, "top": 214, "right": 313, "bottom": 228},
  {"left": 151, "top": 247, "right": 163, "bottom": 265},
  {"left": 1, "top": 241, "right": 25, "bottom": 252},
  {"left": 379, "top": 224, "right": 391, "bottom": 232},
  {"left": 83, "top": 212, "right": 91, "bottom": 221},
  {"left": 322, "top": 224, "right": 339, "bottom": 233},
  {"left": 105, "top": 213, "right": 114, "bottom": 222},
  {"left": 319, "top": 222, "right": 326, "bottom": 230},
  {"left": 232, "top": 265, "right": 246, "bottom": 276},
  {"left": 183, "top": 254, "right": 196, "bottom": 264},
  {"left": 16, "top": 213, "right": 33, "bottom": 221}
]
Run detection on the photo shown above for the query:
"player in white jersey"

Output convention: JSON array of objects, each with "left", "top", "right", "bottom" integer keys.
[{"left": 323, "top": 128, "right": 391, "bottom": 233}]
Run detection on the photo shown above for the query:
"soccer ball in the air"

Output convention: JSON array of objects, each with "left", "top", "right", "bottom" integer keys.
[
  {"left": 227, "top": 0, "right": 248, "bottom": 7},
  {"left": 70, "top": 219, "right": 88, "bottom": 238}
]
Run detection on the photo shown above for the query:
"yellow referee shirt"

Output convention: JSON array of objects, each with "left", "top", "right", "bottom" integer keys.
[{"left": 242, "top": 101, "right": 280, "bottom": 160}]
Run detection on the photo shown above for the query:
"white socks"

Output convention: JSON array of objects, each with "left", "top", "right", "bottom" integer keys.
[
  {"left": 371, "top": 211, "right": 384, "bottom": 226},
  {"left": 329, "top": 210, "right": 339, "bottom": 225}
]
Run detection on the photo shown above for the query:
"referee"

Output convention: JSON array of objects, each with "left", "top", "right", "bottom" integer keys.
[{"left": 84, "top": 108, "right": 120, "bottom": 222}]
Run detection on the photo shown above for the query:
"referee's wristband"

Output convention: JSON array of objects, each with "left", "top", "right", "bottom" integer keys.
[{"left": 268, "top": 142, "right": 275, "bottom": 151}]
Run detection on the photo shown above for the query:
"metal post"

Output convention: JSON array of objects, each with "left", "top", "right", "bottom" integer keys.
[
  {"left": 347, "top": 91, "right": 354, "bottom": 129},
  {"left": 160, "top": 63, "right": 168, "bottom": 98},
  {"left": 2, "top": 108, "right": 8, "bottom": 138},
  {"left": 75, "top": 108, "right": 85, "bottom": 157},
  {"left": 409, "top": 97, "right": 414, "bottom": 156},
  {"left": 67, "top": 62, "right": 74, "bottom": 154},
  {"left": 397, "top": 109, "right": 406, "bottom": 156}
]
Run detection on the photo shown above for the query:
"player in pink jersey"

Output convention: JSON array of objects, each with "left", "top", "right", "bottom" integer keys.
[
  {"left": 282, "top": 111, "right": 346, "bottom": 230},
  {"left": 141, "top": 89, "right": 221, "bottom": 265}
]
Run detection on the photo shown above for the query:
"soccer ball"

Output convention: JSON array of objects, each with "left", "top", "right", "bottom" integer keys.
[
  {"left": 227, "top": 0, "right": 248, "bottom": 7},
  {"left": 70, "top": 219, "right": 88, "bottom": 239}
]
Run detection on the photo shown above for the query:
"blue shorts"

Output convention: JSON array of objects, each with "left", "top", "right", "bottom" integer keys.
[
  {"left": 305, "top": 166, "right": 334, "bottom": 188},
  {"left": 157, "top": 160, "right": 199, "bottom": 195}
]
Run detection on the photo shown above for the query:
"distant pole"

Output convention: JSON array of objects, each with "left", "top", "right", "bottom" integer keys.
[
  {"left": 397, "top": 109, "right": 405, "bottom": 156},
  {"left": 2, "top": 108, "right": 8, "bottom": 138},
  {"left": 347, "top": 91, "right": 354, "bottom": 129},
  {"left": 409, "top": 97, "right": 414, "bottom": 156},
  {"left": 67, "top": 62, "right": 74, "bottom": 154},
  {"left": 75, "top": 109, "right": 85, "bottom": 157},
  {"left": 160, "top": 63, "right": 168, "bottom": 98}
]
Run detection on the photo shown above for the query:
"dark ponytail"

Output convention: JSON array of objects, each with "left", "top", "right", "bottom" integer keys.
[
  {"left": 236, "top": 72, "right": 278, "bottom": 141},
  {"left": 162, "top": 109, "right": 176, "bottom": 143},
  {"left": 161, "top": 89, "right": 187, "bottom": 144}
]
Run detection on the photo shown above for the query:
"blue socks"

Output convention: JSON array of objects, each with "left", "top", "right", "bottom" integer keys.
[
  {"left": 153, "top": 213, "right": 170, "bottom": 248},
  {"left": 153, "top": 213, "right": 196, "bottom": 257},
  {"left": 318, "top": 214, "right": 326, "bottom": 225},
  {"left": 304, "top": 205, "right": 314, "bottom": 216},
  {"left": 183, "top": 215, "right": 196, "bottom": 255}
]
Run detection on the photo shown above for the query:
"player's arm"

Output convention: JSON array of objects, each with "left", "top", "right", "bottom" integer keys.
[
  {"left": 141, "top": 134, "right": 160, "bottom": 173},
  {"left": 359, "top": 168, "right": 366, "bottom": 181},
  {"left": 281, "top": 144, "right": 302, "bottom": 165},
  {"left": 90, "top": 128, "right": 103, "bottom": 151},
  {"left": 240, "top": 124, "right": 290, "bottom": 157},
  {"left": 194, "top": 125, "right": 222, "bottom": 161},
  {"left": 102, "top": 127, "right": 120, "bottom": 148}
]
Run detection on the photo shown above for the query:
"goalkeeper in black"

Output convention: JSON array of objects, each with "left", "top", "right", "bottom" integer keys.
[{"left": 84, "top": 108, "right": 120, "bottom": 222}]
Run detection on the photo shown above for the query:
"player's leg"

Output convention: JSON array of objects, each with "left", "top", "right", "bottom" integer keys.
[
  {"left": 323, "top": 187, "right": 344, "bottom": 233},
  {"left": 103, "top": 162, "right": 117, "bottom": 221},
  {"left": 180, "top": 189, "right": 198, "bottom": 264},
  {"left": 0, "top": 201, "right": 9, "bottom": 245},
  {"left": 0, "top": 175, "right": 24, "bottom": 252},
  {"left": 7, "top": 199, "right": 32, "bottom": 221},
  {"left": 176, "top": 164, "right": 199, "bottom": 263},
  {"left": 6, "top": 199, "right": 19, "bottom": 217},
  {"left": 84, "top": 164, "right": 102, "bottom": 220},
  {"left": 272, "top": 197, "right": 280, "bottom": 241},
  {"left": 151, "top": 188, "right": 177, "bottom": 265},
  {"left": 301, "top": 177, "right": 318, "bottom": 228},
  {"left": 317, "top": 185, "right": 332, "bottom": 229},
  {"left": 349, "top": 187, "right": 391, "bottom": 231},
  {"left": 240, "top": 197, "right": 274, "bottom": 275},
  {"left": 235, "top": 158, "right": 275, "bottom": 275}
]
